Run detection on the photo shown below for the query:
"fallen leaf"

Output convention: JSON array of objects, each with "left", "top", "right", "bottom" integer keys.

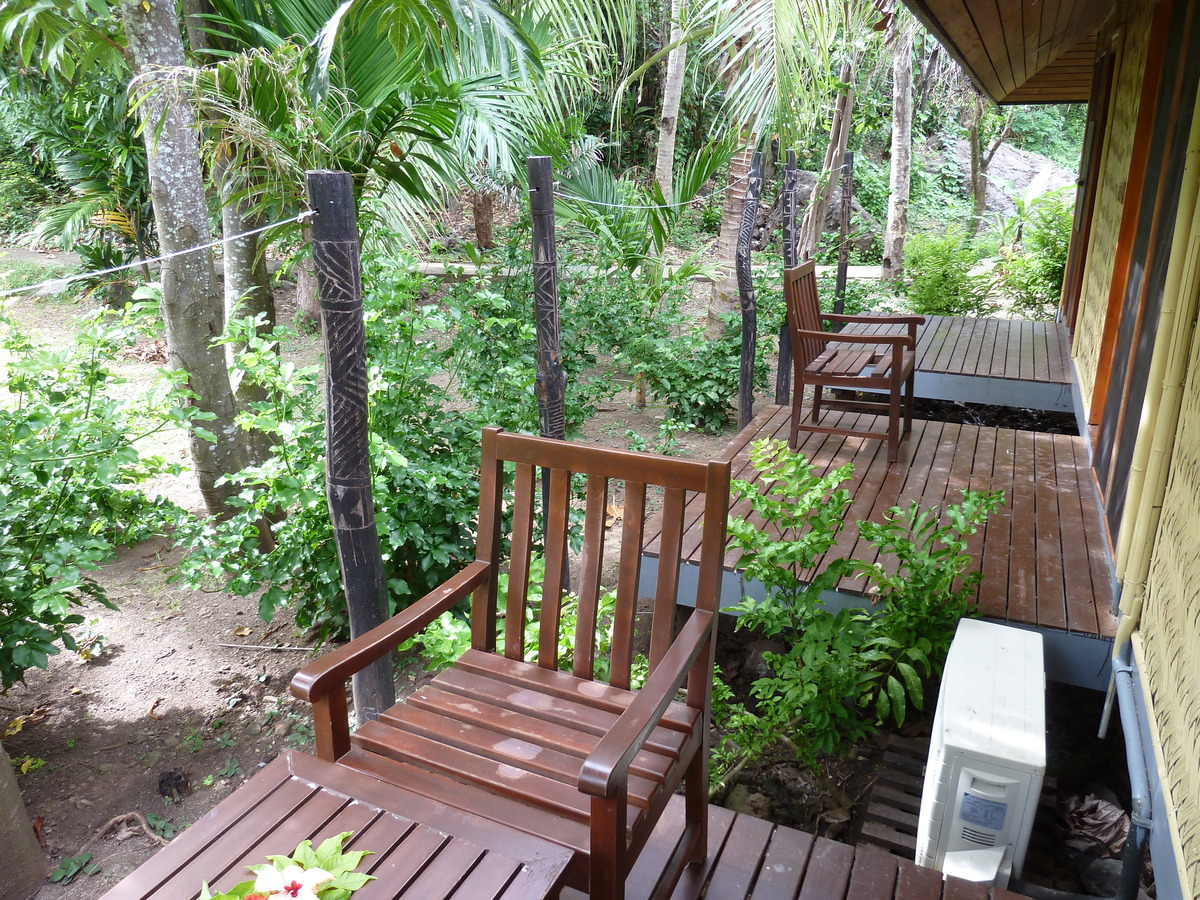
[
  {"left": 5, "top": 717, "right": 23, "bottom": 736},
  {"left": 233, "top": 626, "right": 252, "bottom": 637},
  {"left": 820, "top": 807, "right": 851, "bottom": 824}
]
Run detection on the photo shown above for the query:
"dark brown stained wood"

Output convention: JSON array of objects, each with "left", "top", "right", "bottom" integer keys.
[
  {"left": 291, "top": 428, "right": 730, "bottom": 900},
  {"left": 101, "top": 751, "right": 572, "bottom": 900},
  {"left": 795, "top": 837, "right": 855, "bottom": 900},
  {"left": 749, "top": 826, "right": 816, "bottom": 899},
  {"left": 1034, "top": 433, "right": 1068, "bottom": 629},
  {"left": 838, "top": 316, "right": 1072, "bottom": 384},
  {"left": 650, "top": 408, "right": 1116, "bottom": 638},
  {"left": 698, "top": 813, "right": 774, "bottom": 897},
  {"left": 893, "top": 860, "right": 944, "bottom": 899},
  {"left": 845, "top": 847, "right": 901, "bottom": 899},
  {"left": 786, "top": 262, "right": 924, "bottom": 463}
]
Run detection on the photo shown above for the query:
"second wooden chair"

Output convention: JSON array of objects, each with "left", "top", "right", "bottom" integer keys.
[{"left": 785, "top": 260, "right": 925, "bottom": 463}]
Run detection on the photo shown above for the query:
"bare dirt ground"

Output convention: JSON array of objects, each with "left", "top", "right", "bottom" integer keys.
[{"left": 0, "top": 264, "right": 737, "bottom": 899}]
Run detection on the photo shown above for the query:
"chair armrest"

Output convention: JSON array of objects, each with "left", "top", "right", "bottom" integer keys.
[
  {"left": 291, "top": 560, "right": 491, "bottom": 704},
  {"left": 821, "top": 313, "right": 926, "bottom": 325},
  {"left": 578, "top": 610, "right": 714, "bottom": 799},
  {"left": 793, "top": 328, "right": 915, "bottom": 350}
]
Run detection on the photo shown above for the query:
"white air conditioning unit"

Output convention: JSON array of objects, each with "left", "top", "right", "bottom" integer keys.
[{"left": 915, "top": 618, "right": 1045, "bottom": 887}]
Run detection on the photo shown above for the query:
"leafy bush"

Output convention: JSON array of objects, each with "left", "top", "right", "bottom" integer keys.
[
  {"left": 0, "top": 143, "right": 60, "bottom": 240},
  {"left": 998, "top": 190, "right": 1074, "bottom": 320},
  {"left": 901, "top": 228, "right": 995, "bottom": 317},
  {"left": 177, "top": 260, "right": 482, "bottom": 642},
  {"left": 0, "top": 320, "right": 183, "bottom": 687},
  {"left": 712, "top": 440, "right": 1002, "bottom": 789},
  {"left": 642, "top": 322, "right": 745, "bottom": 433}
]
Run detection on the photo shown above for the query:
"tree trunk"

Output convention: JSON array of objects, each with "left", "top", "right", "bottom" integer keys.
[
  {"left": 654, "top": 0, "right": 688, "bottom": 198},
  {"left": 706, "top": 143, "right": 754, "bottom": 338},
  {"left": 798, "top": 60, "right": 856, "bottom": 260},
  {"left": 881, "top": 20, "right": 915, "bottom": 281},
  {"left": 216, "top": 153, "right": 276, "bottom": 467},
  {"left": 968, "top": 94, "right": 986, "bottom": 231},
  {"left": 294, "top": 234, "right": 321, "bottom": 329},
  {"left": 471, "top": 189, "right": 496, "bottom": 249},
  {"left": 121, "top": 0, "right": 246, "bottom": 515},
  {"left": 0, "top": 744, "right": 46, "bottom": 900}
]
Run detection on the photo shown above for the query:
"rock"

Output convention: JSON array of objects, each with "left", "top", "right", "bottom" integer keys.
[
  {"left": 1080, "top": 857, "right": 1123, "bottom": 896},
  {"left": 743, "top": 639, "right": 785, "bottom": 681},
  {"left": 949, "top": 139, "right": 1077, "bottom": 219},
  {"left": 724, "top": 784, "right": 773, "bottom": 820}
]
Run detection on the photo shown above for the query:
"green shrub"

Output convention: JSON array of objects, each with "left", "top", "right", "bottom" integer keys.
[
  {"left": 712, "top": 440, "right": 1003, "bottom": 790},
  {"left": 176, "top": 260, "right": 482, "bottom": 642},
  {"left": 998, "top": 190, "right": 1074, "bottom": 320},
  {"left": 0, "top": 149, "right": 59, "bottom": 240},
  {"left": 0, "top": 320, "right": 183, "bottom": 687},
  {"left": 902, "top": 228, "right": 995, "bottom": 317}
]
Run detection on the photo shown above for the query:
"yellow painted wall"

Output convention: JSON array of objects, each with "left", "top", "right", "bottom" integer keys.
[{"left": 1071, "top": 1, "right": 1154, "bottom": 408}]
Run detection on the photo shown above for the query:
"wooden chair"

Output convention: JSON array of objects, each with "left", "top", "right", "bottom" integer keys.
[
  {"left": 291, "top": 427, "right": 732, "bottom": 900},
  {"left": 785, "top": 260, "right": 925, "bottom": 463}
]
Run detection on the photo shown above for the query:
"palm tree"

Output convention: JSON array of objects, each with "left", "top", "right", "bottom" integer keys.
[{"left": 695, "top": 0, "right": 877, "bottom": 334}]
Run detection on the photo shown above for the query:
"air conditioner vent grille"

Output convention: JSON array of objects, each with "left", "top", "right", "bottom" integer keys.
[{"left": 961, "top": 827, "right": 997, "bottom": 846}]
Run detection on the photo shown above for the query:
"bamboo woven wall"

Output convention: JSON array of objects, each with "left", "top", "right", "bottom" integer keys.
[
  {"left": 1143, "top": 325, "right": 1200, "bottom": 897},
  {"left": 1071, "top": 2, "right": 1154, "bottom": 406}
]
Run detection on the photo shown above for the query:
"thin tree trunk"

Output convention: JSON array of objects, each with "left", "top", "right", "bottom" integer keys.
[
  {"left": 706, "top": 142, "right": 754, "bottom": 338},
  {"left": 0, "top": 744, "right": 44, "bottom": 900},
  {"left": 121, "top": 0, "right": 246, "bottom": 515},
  {"left": 798, "top": 61, "right": 856, "bottom": 260},
  {"left": 294, "top": 238, "right": 320, "bottom": 328},
  {"left": 881, "top": 20, "right": 914, "bottom": 281},
  {"left": 654, "top": 0, "right": 688, "bottom": 198},
  {"left": 471, "top": 189, "right": 496, "bottom": 249},
  {"left": 968, "top": 94, "right": 986, "bottom": 231}
]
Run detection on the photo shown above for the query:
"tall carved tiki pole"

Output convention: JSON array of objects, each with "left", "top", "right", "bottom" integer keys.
[
  {"left": 528, "top": 156, "right": 567, "bottom": 443},
  {"left": 833, "top": 151, "right": 855, "bottom": 323},
  {"left": 305, "top": 171, "right": 395, "bottom": 724},
  {"left": 775, "top": 151, "right": 800, "bottom": 404},
  {"left": 736, "top": 151, "right": 765, "bottom": 430}
]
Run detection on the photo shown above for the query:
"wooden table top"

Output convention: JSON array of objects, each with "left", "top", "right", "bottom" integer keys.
[{"left": 100, "top": 750, "right": 573, "bottom": 900}]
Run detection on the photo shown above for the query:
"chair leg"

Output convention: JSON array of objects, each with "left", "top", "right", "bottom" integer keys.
[
  {"left": 904, "top": 370, "right": 917, "bottom": 435},
  {"left": 888, "top": 384, "right": 901, "bottom": 464},
  {"left": 811, "top": 384, "right": 823, "bottom": 422},
  {"left": 589, "top": 795, "right": 626, "bottom": 900},
  {"left": 684, "top": 747, "right": 708, "bottom": 867}
]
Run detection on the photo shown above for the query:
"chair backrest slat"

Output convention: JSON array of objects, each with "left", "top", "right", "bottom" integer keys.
[
  {"left": 572, "top": 474, "right": 608, "bottom": 679},
  {"left": 471, "top": 427, "right": 730, "bottom": 690},
  {"left": 538, "top": 467, "right": 572, "bottom": 669},
  {"left": 503, "top": 461, "right": 537, "bottom": 660},
  {"left": 609, "top": 480, "right": 645, "bottom": 690},
  {"left": 785, "top": 260, "right": 823, "bottom": 369},
  {"left": 649, "top": 486, "right": 686, "bottom": 670}
]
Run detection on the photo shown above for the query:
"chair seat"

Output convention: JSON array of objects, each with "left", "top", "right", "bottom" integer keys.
[
  {"left": 806, "top": 345, "right": 916, "bottom": 383},
  {"left": 345, "top": 649, "right": 703, "bottom": 891}
]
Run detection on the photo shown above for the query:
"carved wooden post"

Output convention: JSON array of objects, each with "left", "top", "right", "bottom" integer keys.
[
  {"left": 774, "top": 151, "right": 800, "bottom": 405},
  {"left": 528, "top": 156, "right": 567, "bottom": 442},
  {"left": 833, "top": 151, "right": 855, "bottom": 325},
  {"left": 305, "top": 170, "right": 395, "bottom": 724},
  {"left": 1, "top": 744, "right": 44, "bottom": 900},
  {"left": 736, "top": 151, "right": 765, "bottom": 430}
]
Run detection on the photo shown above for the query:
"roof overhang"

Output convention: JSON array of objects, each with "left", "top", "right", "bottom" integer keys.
[{"left": 900, "top": 0, "right": 1117, "bottom": 104}]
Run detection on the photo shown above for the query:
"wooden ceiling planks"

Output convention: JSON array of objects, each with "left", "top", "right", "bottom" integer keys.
[{"left": 902, "top": 0, "right": 1113, "bottom": 104}]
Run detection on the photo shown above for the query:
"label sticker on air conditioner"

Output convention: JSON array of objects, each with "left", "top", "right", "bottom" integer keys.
[{"left": 960, "top": 793, "right": 1007, "bottom": 831}]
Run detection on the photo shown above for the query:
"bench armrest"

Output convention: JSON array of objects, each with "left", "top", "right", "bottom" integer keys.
[
  {"left": 291, "top": 560, "right": 492, "bottom": 704},
  {"left": 578, "top": 609, "right": 714, "bottom": 799},
  {"left": 793, "top": 328, "right": 915, "bottom": 350}
]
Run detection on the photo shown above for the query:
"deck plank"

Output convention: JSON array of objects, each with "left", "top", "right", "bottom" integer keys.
[{"left": 649, "top": 403, "right": 1112, "bottom": 639}]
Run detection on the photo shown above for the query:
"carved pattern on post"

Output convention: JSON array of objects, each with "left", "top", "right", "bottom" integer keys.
[
  {"left": 736, "top": 151, "right": 765, "bottom": 430},
  {"left": 775, "top": 151, "right": 800, "bottom": 404},
  {"left": 306, "top": 170, "right": 395, "bottom": 726}
]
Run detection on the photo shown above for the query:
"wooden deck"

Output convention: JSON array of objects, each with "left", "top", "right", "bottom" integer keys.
[
  {"left": 559, "top": 793, "right": 1032, "bottom": 900},
  {"left": 645, "top": 406, "right": 1117, "bottom": 644},
  {"left": 840, "top": 316, "right": 1074, "bottom": 411}
]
